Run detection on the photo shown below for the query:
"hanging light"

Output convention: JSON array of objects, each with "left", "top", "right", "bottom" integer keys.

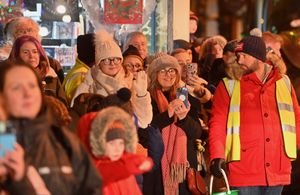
[
  {"left": 290, "top": 19, "right": 300, "bottom": 28},
  {"left": 56, "top": 4, "right": 66, "bottom": 14},
  {"left": 62, "top": 14, "right": 71, "bottom": 23},
  {"left": 39, "top": 26, "right": 49, "bottom": 37}
]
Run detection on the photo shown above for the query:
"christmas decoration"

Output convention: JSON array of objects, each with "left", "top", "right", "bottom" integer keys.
[
  {"left": 104, "top": 0, "right": 143, "bottom": 24},
  {"left": 0, "top": 0, "right": 23, "bottom": 23},
  {"left": 80, "top": 0, "right": 156, "bottom": 36}
]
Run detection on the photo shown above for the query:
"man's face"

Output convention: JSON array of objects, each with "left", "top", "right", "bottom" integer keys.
[
  {"left": 173, "top": 51, "right": 191, "bottom": 81},
  {"left": 14, "top": 25, "right": 39, "bottom": 41},
  {"left": 236, "top": 52, "right": 259, "bottom": 75},
  {"left": 128, "top": 35, "right": 148, "bottom": 59}
]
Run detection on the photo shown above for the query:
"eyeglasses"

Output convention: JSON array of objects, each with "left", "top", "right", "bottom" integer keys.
[
  {"left": 125, "top": 63, "right": 143, "bottom": 70},
  {"left": 158, "top": 68, "right": 177, "bottom": 76},
  {"left": 101, "top": 58, "right": 122, "bottom": 65}
]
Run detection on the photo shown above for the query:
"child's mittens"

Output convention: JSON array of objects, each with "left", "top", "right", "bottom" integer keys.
[
  {"left": 138, "top": 159, "right": 152, "bottom": 171},
  {"left": 123, "top": 153, "right": 153, "bottom": 174}
]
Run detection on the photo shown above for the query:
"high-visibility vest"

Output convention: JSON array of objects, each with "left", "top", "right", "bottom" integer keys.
[{"left": 223, "top": 75, "right": 297, "bottom": 162}]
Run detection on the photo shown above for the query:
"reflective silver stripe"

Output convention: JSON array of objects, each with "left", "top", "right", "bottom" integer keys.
[
  {"left": 227, "top": 126, "right": 240, "bottom": 134},
  {"left": 278, "top": 103, "right": 294, "bottom": 112},
  {"left": 229, "top": 105, "right": 240, "bottom": 112},
  {"left": 282, "top": 124, "right": 296, "bottom": 133}
]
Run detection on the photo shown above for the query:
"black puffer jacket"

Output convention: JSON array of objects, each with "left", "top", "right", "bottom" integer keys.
[{"left": 11, "top": 111, "right": 102, "bottom": 195}]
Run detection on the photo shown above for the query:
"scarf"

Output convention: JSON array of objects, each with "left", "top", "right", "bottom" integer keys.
[
  {"left": 71, "top": 67, "right": 133, "bottom": 107},
  {"left": 91, "top": 66, "right": 133, "bottom": 96},
  {"left": 153, "top": 89, "right": 189, "bottom": 195}
]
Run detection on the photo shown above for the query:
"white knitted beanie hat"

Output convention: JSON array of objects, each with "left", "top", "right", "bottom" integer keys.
[{"left": 94, "top": 29, "right": 123, "bottom": 65}]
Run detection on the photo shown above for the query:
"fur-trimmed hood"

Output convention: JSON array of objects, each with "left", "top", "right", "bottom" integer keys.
[
  {"left": 89, "top": 106, "right": 138, "bottom": 157},
  {"left": 225, "top": 56, "right": 244, "bottom": 80}
]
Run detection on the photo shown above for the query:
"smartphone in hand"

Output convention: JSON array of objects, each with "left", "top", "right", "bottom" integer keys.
[
  {"left": 0, "top": 122, "right": 16, "bottom": 157},
  {"left": 186, "top": 63, "right": 198, "bottom": 85},
  {"left": 176, "top": 87, "right": 189, "bottom": 108}
]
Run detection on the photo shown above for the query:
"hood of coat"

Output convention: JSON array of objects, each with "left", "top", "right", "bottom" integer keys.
[
  {"left": 89, "top": 106, "right": 138, "bottom": 157},
  {"left": 225, "top": 56, "right": 244, "bottom": 80}
]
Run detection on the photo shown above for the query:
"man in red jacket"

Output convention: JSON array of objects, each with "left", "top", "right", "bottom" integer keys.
[{"left": 209, "top": 28, "right": 300, "bottom": 195}]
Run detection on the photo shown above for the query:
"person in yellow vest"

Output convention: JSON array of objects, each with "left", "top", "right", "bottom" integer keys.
[
  {"left": 63, "top": 33, "right": 95, "bottom": 105},
  {"left": 209, "top": 28, "right": 300, "bottom": 195}
]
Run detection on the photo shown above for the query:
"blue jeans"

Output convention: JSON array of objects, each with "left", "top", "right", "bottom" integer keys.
[{"left": 231, "top": 186, "right": 283, "bottom": 195}]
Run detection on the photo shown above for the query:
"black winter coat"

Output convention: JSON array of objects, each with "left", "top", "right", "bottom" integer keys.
[
  {"left": 8, "top": 111, "right": 102, "bottom": 195},
  {"left": 143, "top": 91, "right": 202, "bottom": 195}
]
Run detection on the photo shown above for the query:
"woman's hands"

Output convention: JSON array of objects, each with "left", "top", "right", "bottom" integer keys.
[
  {"left": 187, "top": 75, "right": 207, "bottom": 89},
  {"left": 133, "top": 71, "right": 148, "bottom": 97},
  {"left": 168, "top": 99, "right": 190, "bottom": 120},
  {"left": 0, "top": 143, "right": 25, "bottom": 182}
]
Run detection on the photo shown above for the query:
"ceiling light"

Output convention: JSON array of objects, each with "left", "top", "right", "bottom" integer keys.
[
  {"left": 39, "top": 26, "right": 49, "bottom": 37},
  {"left": 56, "top": 5, "right": 66, "bottom": 14},
  {"left": 62, "top": 14, "right": 71, "bottom": 23}
]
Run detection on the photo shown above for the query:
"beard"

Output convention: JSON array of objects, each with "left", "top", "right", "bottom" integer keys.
[
  {"left": 242, "top": 68, "right": 254, "bottom": 75},
  {"left": 241, "top": 59, "right": 259, "bottom": 76}
]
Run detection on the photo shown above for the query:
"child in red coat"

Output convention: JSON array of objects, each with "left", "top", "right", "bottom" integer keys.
[{"left": 81, "top": 106, "right": 153, "bottom": 195}]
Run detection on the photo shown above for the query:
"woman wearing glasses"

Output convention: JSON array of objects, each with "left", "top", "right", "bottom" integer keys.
[
  {"left": 145, "top": 54, "right": 203, "bottom": 195},
  {"left": 71, "top": 30, "right": 152, "bottom": 129},
  {"left": 122, "top": 45, "right": 144, "bottom": 79}
]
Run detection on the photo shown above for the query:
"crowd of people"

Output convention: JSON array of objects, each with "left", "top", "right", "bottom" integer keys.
[{"left": 0, "top": 15, "right": 299, "bottom": 195}]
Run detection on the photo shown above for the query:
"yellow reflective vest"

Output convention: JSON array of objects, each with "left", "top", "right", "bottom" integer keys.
[{"left": 223, "top": 76, "right": 297, "bottom": 162}]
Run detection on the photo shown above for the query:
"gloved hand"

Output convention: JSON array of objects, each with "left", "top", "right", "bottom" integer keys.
[
  {"left": 133, "top": 71, "right": 148, "bottom": 97},
  {"left": 210, "top": 158, "right": 227, "bottom": 178}
]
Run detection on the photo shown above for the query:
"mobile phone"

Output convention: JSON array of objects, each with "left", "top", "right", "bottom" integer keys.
[
  {"left": 176, "top": 87, "right": 189, "bottom": 108},
  {"left": 0, "top": 121, "right": 16, "bottom": 157},
  {"left": 186, "top": 63, "right": 198, "bottom": 85},
  {"left": 266, "top": 47, "right": 275, "bottom": 54}
]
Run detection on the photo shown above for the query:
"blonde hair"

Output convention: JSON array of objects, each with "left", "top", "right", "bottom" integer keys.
[
  {"left": 5, "top": 17, "right": 41, "bottom": 42},
  {"left": 262, "top": 31, "right": 283, "bottom": 46}
]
